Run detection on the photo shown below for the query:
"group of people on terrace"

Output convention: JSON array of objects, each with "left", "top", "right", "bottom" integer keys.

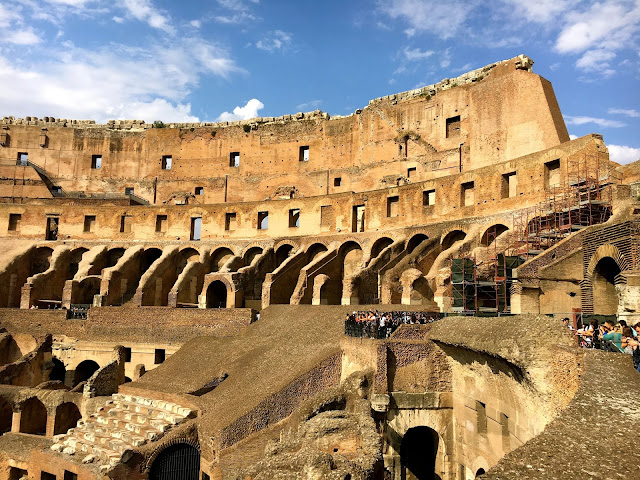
[
  {"left": 344, "top": 310, "right": 440, "bottom": 339},
  {"left": 570, "top": 318, "right": 640, "bottom": 371}
]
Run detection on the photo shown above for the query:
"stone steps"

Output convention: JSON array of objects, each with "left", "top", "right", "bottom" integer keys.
[{"left": 50, "top": 393, "right": 195, "bottom": 470}]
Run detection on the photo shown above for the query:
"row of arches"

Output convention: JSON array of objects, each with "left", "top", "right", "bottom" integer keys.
[{"left": 0, "top": 396, "right": 81, "bottom": 436}]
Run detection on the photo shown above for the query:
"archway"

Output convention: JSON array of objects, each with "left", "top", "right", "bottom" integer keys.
[
  {"left": 306, "top": 243, "right": 328, "bottom": 260},
  {"left": 340, "top": 242, "right": 363, "bottom": 278},
  {"left": 275, "top": 244, "right": 294, "bottom": 267},
  {"left": 411, "top": 277, "right": 433, "bottom": 305},
  {"left": 149, "top": 443, "right": 200, "bottom": 480},
  {"left": 140, "top": 248, "right": 163, "bottom": 273},
  {"left": 476, "top": 468, "right": 486, "bottom": 477},
  {"left": 73, "top": 359, "right": 99, "bottom": 386},
  {"left": 442, "top": 230, "right": 466, "bottom": 250},
  {"left": 371, "top": 237, "right": 394, "bottom": 259},
  {"left": 407, "top": 234, "right": 429, "bottom": 254},
  {"left": 243, "top": 247, "right": 263, "bottom": 266},
  {"left": 66, "top": 247, "right": 88, "bottom": 280},
  {"left": 206, "top": 281, "right": 227, "bottom": 308},
  {"left": 400, "top": 426, "right": 440, "bottom": 480},
  {"left": 0, "top": 397, "right": 12, "bottom": 434},
  {"left": 30, "top": 247, "right": 53, "bottom": 276},
  {"left": 49, "top": 357, "right": 66, "bottom": 383},
  {"left": 481, "top": 224, "right": 509, "bottom": 247},
  {"left": 592, "top": 257, "right": 621, "bottom": 315},
  {"left": 19, "top": 397, "right": 47, "bottom": 435},
  {"left": 75, "top": 277, "right": 101, "bottom": 305},
  {"left": 105, "top": 248, "right": 126, "bottom": 268},
  {"left": 54, "top": 402, "right": 81, "bottom": 435},
  {"left": 210, "top": 248, "right": 234, "bottom": 272}
]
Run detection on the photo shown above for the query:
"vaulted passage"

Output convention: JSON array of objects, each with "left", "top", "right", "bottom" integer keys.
[
  {"left": 592, "top": 257, "right": 621, "bottom": 315},
  {"left": 19, "top": 397, "right": 47, "bottom": 435},
  {"left": 0, "top": 397, "right": 12, "bottom": 434},
  {"left": 401, "top": 426, "right": 440, "bottom": 480},
  {"left": 149, "top": 443, "right": 200, "bottom": 480},
  {"left": 207, "top": 281, "right": 227, "bottom": 308},
  {"left": 54, "top": 402, "right": 81, "bottom": 435},
  {"left": 73, "top": 359, "right": 100, "bottom": 386}
]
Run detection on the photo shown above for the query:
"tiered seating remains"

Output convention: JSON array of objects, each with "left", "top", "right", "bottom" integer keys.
[{"left": 50, "top": 393, "right": 195, "bottom": 472}]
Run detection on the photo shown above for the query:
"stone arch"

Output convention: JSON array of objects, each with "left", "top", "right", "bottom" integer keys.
[
  {"left": 210, "top": 247, "right": 235, "bottom": 272},
  {"left": 0, "top": 396, "right": 12, "bottom": 434},
  {"left": 73, "top": 359, "right": 100, "bottom": 386},
  {"left": 480, "top": 224, "right": 509, "bottom": 246},
  {"left": 49, "top": 357, "right": 66, "bottom": 383},
  {"left": 54, "top": 402, "right": 81, "bottom": 435},
  {"left": 441, "top": 230, "right": 466, "bottom": 250},
  {"left": 305, "top": 242, "right": 328, "bottom": 254},
  {"left": 476, "top": 468, "right": 486, "bottom": 477},
  {"left": 313, "top": 274, "right": 331, "bottom": 305},
  {"left": 30, "top": 247, "right": 54, "bottom": 276},
  {"left": 400, "top": 269, "right": 434, "bottom": 305},
  {"left": 19, "top": 397, "right": 47, "bottom": 435},
  {"left": 407, "top": 233, "right": 429, "bottom": 254},
  {"left": 275, "top": 243, "right": 295, "bottom": 267},
  {"left": 243, "top": 246, "right": 264, "bottom": 266},
  {"left": 340, "top": 241, "right": 364, "bottom": 276},
  {"left": 74, "top": 277, "right": 101, "bottom": 305},
  {"left": 104, "top": 247, "right": 126, "bottom": 268},
  {"left": 274, "top": 239, "right": 298, "bottom": 253},
  {"left": 146, "top": 438, "right": 200, "bottom": 475},
  {"left": 586, "top": 245, "right": 629, "bottom": 315},
  {"left": 140, "top": 248, "right": 163, "bottom": 272},
  {"left": 206, "top": 280, "right": 228, "bottom": 308},
  {"left": 400, "top": 426, "right": 440, "bottom": 480},
  {"left": 370, "top": 237, "right": 394, "bottom": 259},
  {"left": 67, "top": 247, "right": 88, "bottom": 279},
  {"left": 586, "top": 244, "right": 630, "bottom": 278}
]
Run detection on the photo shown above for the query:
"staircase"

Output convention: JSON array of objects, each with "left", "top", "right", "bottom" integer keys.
[{"left": 50, "top": 393, "right": 195, "bottom": 472}]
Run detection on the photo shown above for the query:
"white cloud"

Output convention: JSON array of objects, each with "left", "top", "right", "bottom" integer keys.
[
  {"left": 569, "top": 134, "right": 579, "bottom": 140},
  {"left": 217, "top": 99, "right": 264, "bottom": 121},
  {"left": 403, "top": 47, "right": 434, "bottom": 61},
  {"left": 296, "top": 100, "right": 322, "bottom": 111},
  {"left": 214, "top": 0, "right": 259, "bottom": 24},
  {"left": 190, "top": 19, "right": 201, "bottom": 28},
  {"left": 378, "top": 0, "right": 475, "bottom": 39},
  {"left": 608, "top": 144, "right": 640, "bottom": 164},
  {"left": 256, "top": 30, "right": 292, "bottom": 52},
  {"left": 501, "top": 0, "right": 577, "bottom": 23},
  {"left": 2, "top": 28, "right": 41, "bottom": 45},
  {"left": 565, "top": 115, "right": 627, "bottom": 128},
  {"left": 608, "top": 108, "right": 640, "bottom": 118},
  {"left": 575, "top": 48, "right": 616, "bottom": 70},
  {"left": 122, "top": 0, "right": 174, "bottom": 34}
]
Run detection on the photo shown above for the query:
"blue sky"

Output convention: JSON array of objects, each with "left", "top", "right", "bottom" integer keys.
[{"left": 0, "top": 0, "right": 638, "bottom": 163}]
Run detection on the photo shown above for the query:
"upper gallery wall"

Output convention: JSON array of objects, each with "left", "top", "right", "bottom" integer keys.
[{"left": 0, "top": 55, "right": 569, "bottom": 205}]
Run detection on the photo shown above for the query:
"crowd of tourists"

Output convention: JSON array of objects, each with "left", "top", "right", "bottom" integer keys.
[
  {"left": 344, "top": 310, "right": 441, "bottom": 339},
  {"left": 570, "top": 318, "right": 640, "bottom": 371}
]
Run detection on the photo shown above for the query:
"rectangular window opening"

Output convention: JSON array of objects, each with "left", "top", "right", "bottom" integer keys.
[
  {"left": 91, "top": 155, "right": 102, "bottom": 169},
  {"left": 257, "top": 211, "right": 269, "bottom": 230},
  {"left": 407, "top": 167, "right": 417, "bottom": 179},
  {"left": 333, "top": 177, "right": 342, "bottom": 187},
  {"left": 387, "top": 196, "right": 399, "bottom": 217},
  {"left": 8, "top": 213, "right": 21, "bottom": 231},
  {"left": 123, "top": 347, "right": 132, "bottom": 363},
  {"left": 352, "top": 205, "right": 365, "bottom": 233},
  {"left": 320, "top": 205, "right": 333, "bottom": 228},
  {"left": 52, "top": 186, "right": 62, "bottom": 196},
  {"left": 225, "top": 212, "right": 237, "bottom": 231},
  {"left": 195, "top": 186, "right": 204, "bottom": 196},
  {"left": 83, "top": 215, "right": 96, "bottom": 233},
  {"left": 446, "top": 115, "right": 461, "bottom": 138},
  {"left": 120, "top": 215, "right": 132, "bottom": 233},
  {"left": 501, "top": 172, "right": 517, "bottom": 198},
  {"left": 9, "top": 467, "right": 28, "bottom": 480},
  {"left": 476, "top": 401, "right": 487, "bottom": 434},
  {"left": 190, "top": 217, "right": 202, "bottom": 241},
  {"left": 229, "top": 152, "right": 240, "bottom": 167},
  {"left": 154, "top": 348, "right": 165, "bottom": 364},
  {"left": 46, "top": 217, "right": 59, "bottom": 241},
  {"left": 289, "top": 208, "right": 300, "bottom": 228},
  {"left": 17, "top": 152, "right": 28, "bottom": 166},
  {"left": 63, "top": 471, "right": 78, "bottom": 480},
  {"left": 423, "top": 189, "right": 436, "bottom": 207},
  {"left": 155, "top": 215, "right": 168, "bottom": 233},
  {"left": 161, "top": 155, "right": 172, "bottom": 170},
  {"left": 124, "top": 187, "right": 134, "bottom": 196},
  {"left": 41, "top": 473, "right": 56, "bottom": 480},
  {"left": 299, "top": 145, "right": 310, "bottom": 162},
  {"left": 545, "top": 159, "right": 561, "bottom": 190},
  {"left": 461, "top": 181, "right": 475, "bottom": 207}
]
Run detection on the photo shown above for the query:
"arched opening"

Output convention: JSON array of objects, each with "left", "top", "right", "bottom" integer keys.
[
  {"left": 73, "top": 360, "right": 99, "bottom": 386},
  {"left": 275, "top": 244, "right": 294, "bottom": 267},
  {"left": 30, "top": 247, "right": 53, "bottom": 276},
  {"left": 243, "top": 247, "right": 263, "bottom": 266},
  {"left": 481, "top": 224, "right": 509, "bottom": 247},
  {"left": 371, "top": 237, "right": 394, "bottom": 259},
  {"left": 0, "top": 397, "right": 12, "bottom": 434},
  {"left": 177, "top": 248, "right": 200, "bottom": 269},
  {"left": 210, "top": 248, "right": 234, "bottom": 272},
  {"left": 407, "top": 234, "right": 429, "bottom": 254},
  {"left": 340, "top": 242, "right": 363, "bottom": 279},
  {"left": 476, "top": 468, "right": 486, "bottom": 477},
  {"left": 411, "top": 277, "right": 433, "bottom": 305},
  {"left": 319, "top": 283, "right": 329, "bottom": 305},
  {"left": 206, "top": 281, "right": 228, "bottom": 308},
  {"left": 19, "top": 397, "right": 47, "bottom": 435},
  {"left": 442, "top": 230, "right": 466, "bottom": 250},
  {"left": 593, "top": 257, "right": 621, "bottom": 315},
  {"left": 74, "top": 277, "right": 101, "bottom": 305},
  {"left": 400, "top": 426, "right": 440, "bottom": 480},
  {"left": 307, "top": 243, "right": 328, "bottom": 261},
  {"left": 149, "top": 443, "right": 200, "bottom": 480},
  {"left": 49, "top": 357, "right": 66, "bottom": 383},
  {"left": 140, "top": 248, "right": 163, "bottom": 273},
  {"left": 54, "top": 402, "right": 81, "bottom": 435},
  {"left": 66, "top": 248, "right": 88, "bottom": 280},
  {"left": 105, "top": 248, "right": 126, "bottom": 268}
]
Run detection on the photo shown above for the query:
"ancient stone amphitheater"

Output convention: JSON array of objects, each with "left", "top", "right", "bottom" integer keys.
[{"left": 0, "top": 55, "right": 638, "bottom": 480}]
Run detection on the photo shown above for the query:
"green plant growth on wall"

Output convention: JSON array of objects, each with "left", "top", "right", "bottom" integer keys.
[{"left": 152, "top": 120, "right": 165, "bottom": 129}]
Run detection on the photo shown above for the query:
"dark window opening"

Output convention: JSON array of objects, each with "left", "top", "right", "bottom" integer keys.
[
  {"left": 229, "top": 152, "right": 240, "bottom": 167},
  {"left": 299, "top": 146, "right": 309, "bottom": 162},
  {"left": 225, "top": 212, "right": 237, "bottom": 231},
  {"left": 257, "top": 211, "right": 268, "bottom": 230},
  {"left": 407, "top": 167, "right": 416, "bottom": 178},
  {"left": 334, "top": 177, "right": 342, "bottom": 187},
  {"left": 161, "top": 155, "right": 172, "bottom": 170},
  {"left": 83, "top": 215, "right": 96, "bottom": 233},
  {"left": 154, "top": 349, "right": 166, "bottom": 364},
  {"left": 120, "top": 215, "right": 132, "bottom": 233},
  {"left": 64, "top": 471, "right": 78, "bottom": 480},
  {"left": 9, "top": 468, "right": 28, "bottom": 480},
  {"left": 195, "top": 186, "right": 204, "bottom": 196},
  {"left": 52, "top": 186, "right": 62, "bottom": 196},
  {"left": 91, "top": 155, "right": 102, "bottom": 169},
  {"left": 202, "top": 473, "right": 211, "bottom": 480},
  {"left": 123, "top": 347, "right": 132, "bottom": 362},
  {"left": 8, "top": 213, "right": 21, "bottom": 231},
  {"left": 423, "top": 189, "right": 436, "bottom": 206},
  {"left": 190, "top": 217, "right": 202, "bottom": 241},
  {"left": 461, "top": 181, "right": 475, "bottom": 207},
  {"left": 476, "top": 401, "right": 487, "bottom": 434},
  {"left": 446, "top": 115, "right": 461, "bottom": 138},
  {"left": 156, "top": 215, "right": 168, "bottom": 233},
  {"left": 501, "top": 172, "right": 517, "bottom": 198},
  {"left": 289, "top": 208, "right": 300, "bottom": 228},
  {"left": 124, "top": 187, "right": 134, "bottom": 195},
  {"left": 387, "top": 196, "right": 399, "bottom": 217},
  {"left": 17, "top": 152, "right": 28, "bottom": 166},
  {"left": 41, "top": 472, "right": 56, "bottom": 480},
  {"left": 46, "top": 217, "right": 59, "bottom": 241}
]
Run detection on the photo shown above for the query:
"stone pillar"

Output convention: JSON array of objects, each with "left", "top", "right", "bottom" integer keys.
[
  {"left": 20, "top": 283, "right": 34, "bottom": 309},
  {"left": 45, "top": 414, "right": 55, "bottom": 437},
  {"left": 11, "top": 412, "right": 21, "bottom": 433}
]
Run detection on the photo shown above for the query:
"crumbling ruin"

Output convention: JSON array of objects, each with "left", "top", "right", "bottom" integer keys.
[{"left": 0, "top": 55, "right": 639, "bottom": 479}]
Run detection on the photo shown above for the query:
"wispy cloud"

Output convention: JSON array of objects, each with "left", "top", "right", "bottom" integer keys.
[
  {"left": 378, "top": 0, "right": 474, "bottom": 39},
  {"left": 565, "top": 115, "right": 627, "bottom": 128},
  {"left": 122, "top": 0, "right": 174, "bottom": 34},
  {"left": 214, "top": 0, "right": 259, "bottom": 24},
  {"left": 256, "top": 30, "right": 293, "bottom": 52},
  {"left": 608, "top": 144, "right": 640, "bottom": 165},
  {"left": 296, "top": 99, "right": 322, "bottom": 111},
  {"left": 608, "top": 108, "right": 640, "bottom": 118},
  {"left": 403, "top": 47, "right": 434, "bottom": 61},
  {"left": 217, "top": 98, "right": 264, "bottom": 121}
]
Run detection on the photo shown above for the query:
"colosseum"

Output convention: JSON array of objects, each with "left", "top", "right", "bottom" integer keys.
[{"left": 0, "top": 54, "right": 638, "bottom": 480}]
